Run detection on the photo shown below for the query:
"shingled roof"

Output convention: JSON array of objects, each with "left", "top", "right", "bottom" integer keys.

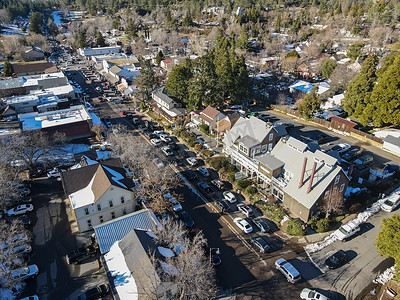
[{"left": 12, "top": 62, "right": 56, "bottom": 75}]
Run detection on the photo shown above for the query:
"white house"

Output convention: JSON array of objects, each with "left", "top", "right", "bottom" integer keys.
[
  {"left": 78, "top": 46, "right": 122, "bottom": 58},
  {"left": 61, "top": 159, "right": 136, "bottom": 232}
]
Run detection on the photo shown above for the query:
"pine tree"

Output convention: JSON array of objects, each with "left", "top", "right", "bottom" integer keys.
[
  {"left": 137, "top": 60, "right": 159, "bottom": 102},
  {"left": 165, "top": 59, "right": 193, "bottom": 104},
  {"left": 96, "top": 31, "right": 106, "bottom": 47},
  {"left": 298, "top": 86, "right": 321, "bottom": 119},
  {"left": 155, "top": 50, "right": 164, "bottom": 66},
  {"left": 3, "top": 61, "right": 13, "bottom": 77}
]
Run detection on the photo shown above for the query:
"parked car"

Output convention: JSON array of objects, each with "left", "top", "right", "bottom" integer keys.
[
  {"left": 253, "top": 218, "right": 270, "bottom": 233},
  {"left": 178, "top": 211, "right": 194, "bottom": 227},
  {"left": 103, "top": 116, "right": 112, "bottom": 127},
  {"left": 47, "top": 168, "right": 62, "bottom": 178},
  {"left": 7, "top": 244, "right": 32, "bottom": 255},
  {"left": 153, "top": 158, "right": 165, "bottom": 168},
  {"left": 185, "top": 169, "right": 198, "bottom": 180},
  {"left": 66, "top": 245, "right": 96, "bottom": 264},
  {"left": 237, "top": 203, "right": 254, "bottom": 217},
  {"left": 330, "top": 143, "right": 351, "bottom": 154},
  {"left": 169, "top": 143, "right": 179, "bottom": 150},
  {"left": 234, "top": 217, "right": 253, "bottom": 233},
  {"left": 250, "top": 236, "right": 270, "bottom": 253},
  {"left": 170, "top": 158, "right": 183, "bottom": 167},
  {"left": 334, "top": 221, "right": 360, "bottom": 241},
  {"left": 325, "top": 249, "right": 348, "bottom": 269},
  {"left": 186, "top": 157, "right": 198, "bottom": 166},
  {"left": 150, "top": 138, "right": 161, "bottom": 147},
  {"left": 160, "top": 134, "right": 172, "bottom": 143},
  {"left": 163, "top": 193, "right": 182, "bottom": 212},
  {"left": 20, "top": 296, "right": 39, "bottom": 300},
  {"left": 197, "top": 182, "right": 215, "bottom": 198},
  {"left": 12, "top": 264, "right": 39, "bottom": 282},
  {"left": 354, "top": 154, "right": 373, "bottom": 165},
  {"left": 223, "top": 191, "right": 236, "bottom": 203},
  {"left": 197, "top": 167, "right": 209, "bottom": 177},
  {"left": 211, "top": 179, "right": 224, "bottom": 190},
  {"left": 300, "top": 288, "right": 329, "bottom": 300},
  {"left": 381, "top": 191, "right": 400, "bottom": 212},
  {"left": 178, "top": 150, "right": 188, "bottom": 158},
  {"left": 315, "top": 134, "right": 328, "bottom": 144},
  {"left": 161, "top": 146, "right": 173, "bottom": 156},
  {"left": 5, "top": 204, "right": 34, "bottom": 216},
  {"left": 17, "top": 215, "right": 32, "bottom": 228},
  {"left": 77, "top": 284, "right": 109, "bottom": 300},
  {"left": 342, "top": 146, "right": 362, "bottom": 160},
  {"left": 275, "top": 258, "right": 301, "bottom": 283},
  {"left": 214, "top": 200, "right": 230, "bottom": 213}
]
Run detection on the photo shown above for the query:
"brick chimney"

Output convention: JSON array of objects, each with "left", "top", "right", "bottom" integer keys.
[
  {"left": 307, "top": 162, "right": 317, "bottom": 194},
  {"left": 298, "top": 157, "right": 308, "bottom": 189}
]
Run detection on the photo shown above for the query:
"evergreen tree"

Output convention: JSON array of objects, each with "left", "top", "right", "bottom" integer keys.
[
  {"left": 321, "top": 58, "right": 337, "bottom": 78},
  {"left": 237, "top": 27, "right": 250, "bottom": 51},
  {"left": 78, "top": 31, "right": 87, "bottom": 48},
  {"left": 137, "top": 60, "right": 159, "bottom": 102},
  {"left": 231, "top": 54, "right": 252, "bottom": 104},
  {"left": 96, "top": 31, "right": 106, "bottom": 47},
  {"left": 182, "top": 12, "right": 192, "bottom": 26},
  {"left": 29, "top": 12, "right": 43, "bottom": 34},
  {"left": 298, "top": 86, "right": 321, "bottom": 119},
  {"left": 347, "top": 43, "right": 365, "bottom": 61},
  {"left": 275, "top": 14, "right": 281, "bottom": 32},
  {"left": 155, "top": 50, "right": 164, "bottom": 66},
  {"left": 3, "top": 61, "right": 13, "bottom": 77},
  {"left": 165, "top": 59, "right": 193, "bottom": 103}
]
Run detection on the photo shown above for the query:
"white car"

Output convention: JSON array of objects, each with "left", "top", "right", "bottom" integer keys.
[
  {"left": 161, "top": 146, "right": 173, "bottom": 156},
  {"left": 337, "top": 143, "right": 351, "bottom": 153},
  {"left": 153, "top": 130, "right": 164, "bottom": 137},
  {"left": 12, "top": 264, "right": 39, "bottom": 281},
  {"left": 223, "top": 191, "right": 236, "bottom": 203},
  {"left": 163, "top": 193, "right": 182, "bottom": 212},
  {"left": 186, "top": 157, "right": 198, "bottom": 166},
  {"left": 300, "top": 288, "right": 329, "bottom": 300},
  {"left": 160, "top": 134, "right": 171, "bottom": 143},
  {"left": 334, "top": 221, "right": 360, "bottom": 241},
  {"left": 381, "top": 192, "right": 400, "bottom": 212},
  {"left": 5, "top": 204, "right": 34, "bottom": 216},
  {"left": 8, "top": 244, "right": 32, "bottom": 255},
  {"left": 233, "top": 217, "right": 253, "bottom": 233},
  {"left": 150, "top": 138, "right": 161, "bottom": 147},
  {"left": 47, "top": 168, "right": 62, "bottom": 178},
  {"left": 197, "top": 167, "right": 209, "bottom": 177}
]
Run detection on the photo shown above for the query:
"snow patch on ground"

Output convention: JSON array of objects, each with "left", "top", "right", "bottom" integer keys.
[
  {"left": 373, "top": 266, "right": 395, "bottom": 285},
  {"left": 160, "top": 260, "right": 178, "bottom": 276},
  {"left": 158, "top": 246, "right": 175, "bottom": 258}
]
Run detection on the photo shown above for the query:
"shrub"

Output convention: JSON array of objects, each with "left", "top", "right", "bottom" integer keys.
[
  {"left": 164, "top": 124, "right": 171, "bottom": 130},
  {"left": 245, "top": 185, "right": 258, "bottom": 196},
  {"left": 187, "top": 137, "right": 197, "bottom": 147},
  {"left": 316, "top": 219, "right": 329, "bottom": 233},
  {"left": 202, "top": 149, "right": 214, "bottom": 157},
  {"left": 209, "top": 157, "right": 229, "bottom": 170},
  {"left": 286, "top": 219, "right": 306, "bottom": 236},
  {"left": 194, "top": 144, "right": 203, "bottom": 150},
  {"left": 258, "top": 203, "right": 285, "bottom": 223},
  {"left": 227, "top": 172, "right": 235, "bottom": 182},
  {"left": 236, "top": 179, "right": 253, "bottom": 190},
  {"left": 349, "top": 202, "right": 362, "bottom": 213},
  {"left": 200, "top": 123, "right": 209, "bottom": 135},
  {"left": 307, "top": 217, "right": 318, "bottom": 230}
]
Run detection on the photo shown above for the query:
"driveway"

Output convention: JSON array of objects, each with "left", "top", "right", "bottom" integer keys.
[{"left": 308, "top": 208, "right": 397, "bottom": 300}]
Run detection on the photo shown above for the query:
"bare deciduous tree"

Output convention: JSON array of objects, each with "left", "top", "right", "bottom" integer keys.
[{"left": 322, "top": 186, "right": 344, "bottom": 219}]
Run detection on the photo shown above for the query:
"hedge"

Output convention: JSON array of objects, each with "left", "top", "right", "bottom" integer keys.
[{"left": 286, "top": 219, "right": 306, "bottom": 236}]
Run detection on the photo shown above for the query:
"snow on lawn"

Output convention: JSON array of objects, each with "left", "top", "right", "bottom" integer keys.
[
  {"left": 373, "top": 266, "right": 395, "bottom": 285},
  {"left": 158, "top": 247, "right": 175, "bottom": 258}
]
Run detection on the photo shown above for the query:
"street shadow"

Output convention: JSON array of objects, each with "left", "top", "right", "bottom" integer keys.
[
  {"left": 315, "top": 289, "right": 346, "bottom": 300},
  {"left": 346, "top": 250, "right": 358, "bottom": 264},
  {"left": 262, "top": 235, "right": 283, "bottom": 252},
  {"left": 289, "top": 258, "right": 322, "bottom": 281}
]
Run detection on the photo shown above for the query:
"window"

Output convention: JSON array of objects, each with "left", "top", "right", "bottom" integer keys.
[
  {"left": 109, "top": 200, "right": 113, "bottom": 208},
  {"left": 97, "top": 204, "right": 101, "bottom": 211},
  {"left": 122, "top": 208, "right": 127, "bottom": 215},
  {"left": 269, "top": 133, "right": 274, "bottom": 141},
  {"left": 261, "top": 144, "right": 267, "bottom": 153},
  {"left": 87, "top": 219, "right": 92, "bottom": 228},
  {"left": 333, "top": 187, "right": 338, "bottom": 195},
  {"left": 334, "top": 175, "right": 340, "bottom": 184},
  {"left": 340, "top": 184, "right": 345, "bottom": 192},
  {"left": 99, "top": 215, "right": 104, "bottom": 223},
  {"left": 324, "top": 191, "right": 330, "bottom": 199},
  {"left": 268, "top": 143, "right": 273, "bottom": 152},
  {"left": 120, "top": 196, "right": 125, "bottom": 204},
  {"left": 111, "top": 212, "right": 115, "bottom": 219},
  {"left": 84, "top": 208, "right": 89, "bottom": 215}
]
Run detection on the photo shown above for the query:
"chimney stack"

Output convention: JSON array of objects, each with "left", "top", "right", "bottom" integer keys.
[
  {"left": 348, "top": 164, "right": 353, "bottom": 178},
  {"left": 307, "top": 162, "right": 317, "bottom": 194},
  {"left": 298, "top": 157, "right": 308, "bottom": 189}
]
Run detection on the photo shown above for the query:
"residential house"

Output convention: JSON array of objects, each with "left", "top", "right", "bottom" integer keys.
[
  {"left": 383, "top": 135, "right": 400, "bottom": 157},
  {"left": 61, "top": 158, "right": 136, "bottom": 232},
  {"left": 289, "top": 80, "right": 330, "bottom": 97},
  {"left": 223, "top": 116, "right": 279, "bottom": 158},
  {"left": 151, "top": 87, "right": 186, "bottom": 120},
  {"left": 330, "top": 116, "right": 357, "bottom": 133},
  {"left": 78, "top": 46, "right": 122, "bottom": 58},
  {"left": 23, "top": 46, "right": 45, "bottom": 61},
  {"left": 12, "top": 61, "right": 57, "bottom": 76},
  {"left": 19, "top": 105, "right": 93, "bottom": 139},
  {"left": 215, "top": 113, "right": 240, "bottom": 138},
  {"left": 198, "top": 106, "right": 226, "bottom": 131},
  {"left": 224, "top": 136, "right": 349, "bottom": 221},
  {"left": 160, "top": 59, "right": 174, "bottom": 72}
]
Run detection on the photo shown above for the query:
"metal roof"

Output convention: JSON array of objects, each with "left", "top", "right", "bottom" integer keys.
[{"left": 94, "top": 209, "right": 160, "bottom": 254}]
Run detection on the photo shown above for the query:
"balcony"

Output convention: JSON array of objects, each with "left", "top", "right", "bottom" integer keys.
[{"left": 272, "top": 176, "right": 287, "bottom": 189}]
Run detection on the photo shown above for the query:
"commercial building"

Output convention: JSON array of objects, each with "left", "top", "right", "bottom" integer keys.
[{"left": 78, "top": 46, "right": 122, "bottom": 58}]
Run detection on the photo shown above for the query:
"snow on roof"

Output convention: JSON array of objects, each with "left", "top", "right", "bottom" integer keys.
[
  {"left": 19, "top": 105, "right": 91, "bottom": 131},
  {"left": 105, "top": 242, "right": 139, "bottom": 300},
  {"left": 159, "top": 260, "right": 178, "bottom": 276},
  {"left": 22, "top": 72, "right": 66, "bottom": 87},
  {"left": 289, "top": 80, "right": 314, "bottom": 93},
  {"left": 374, "top": 129, "right": 400, "bottom": 139},
  {"left": 103, "top": 165, "right": 127, "bottom": 189},
  {"left": 96, "top": 150, "right": 111, "bottom": 160},
  {"left": 158, "top": 246, "right": 175, "bottom": 258},
  {"left": 69, "top": 175, "right": 96, "bottom": 208}
]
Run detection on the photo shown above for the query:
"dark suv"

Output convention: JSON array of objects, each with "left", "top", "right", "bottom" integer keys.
[
  {"left": 78, "top": 284, "right": 109, "bottom": 300},
  {"left": 66, "top": 245, "right": 96, "bottom": 265},
  {"left": 197, "top": 182, "right": 215, "bottom": 198},
  {"left": 185, "top": 169, "right": 198, "bottom": 180}
]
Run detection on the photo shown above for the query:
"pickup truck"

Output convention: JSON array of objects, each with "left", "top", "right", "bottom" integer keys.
[
  {"left": 334, "top": 221, "right": 360, "bottom": 241},
  {"left": 66, "top": 245, "right": 96, "bottom": 264}
]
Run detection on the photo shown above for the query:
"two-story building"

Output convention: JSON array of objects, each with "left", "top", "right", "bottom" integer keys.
[
  {"left": 60, "top": 159, "right": 136, "bottom": 232},
  {"left": 198, "top": 106, "right": 226, "bottom": 131},
  {"left": 151, "top": 87, "right": 186, "bottom": 120}
]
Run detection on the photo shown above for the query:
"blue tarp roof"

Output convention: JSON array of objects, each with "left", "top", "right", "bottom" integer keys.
[{"left": 289, "top": 80, "right": 315, "bottom": 93}]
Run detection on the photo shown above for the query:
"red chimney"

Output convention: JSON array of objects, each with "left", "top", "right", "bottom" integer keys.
[
  {"left": 298, "top": 157, "right": 308, "bottom": 189},
  {"left": 307, "top": 162, "right": 317, "bottom": 194},
  {"left": 348, "top": 164, "right": 353, "bottom": 177}
]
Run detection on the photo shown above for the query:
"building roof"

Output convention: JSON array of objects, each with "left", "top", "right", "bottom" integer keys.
[
  {"left": 331, "top": 116, "right": 357, "bottom": 128},
  {"left": 223, "top": 116, "right": 276, "bottom": 149},
  {"left": 12, "top": 61, "right": 55, "bottom": 75},
  {"left": 384, "top": 135, "right": 400, "bottom": 147},
  {"left": 270, "top": 137, "right": 343, "bottom": 209},
  {"left": 289, "top": 80, "right": 315, "bottom": 93},
  {"left": 109, "top": 65, "right": 122, "bottom": 76},
  {"left": 94, "top": 209, "right": 160, "bottom": 254},
  {"left": 199, "top": 106, "right": 224, "bottom": 123},
  {"left": 216, "top": 113, "right": 240, "bottom": 132},
  {"left": 257, "top": 154, "right": 284, "bottom": 171},
  {"left": 152, "top": 87, "right": 175, "bottom": 105}
]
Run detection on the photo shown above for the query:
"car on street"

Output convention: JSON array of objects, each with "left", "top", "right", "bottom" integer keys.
[
  {"left": 237, "top": 203, "right": 254, "bottom": 217},
  {"left": 186, "top": 157, "right": 198, "bottom": 166},
  {"left": 197, "top": 167, "right": 209, "bottom": 177},
  {"left": 250, "top": 236, "right": 270, "bottom": 253},
  {"left": 153, "top": 158, "right": 165, "bottom": 168},
  {"left": 47, "top": 168, "right": 62, "bottom": 178},
  {"left": 185, "top": 169, "right": 198, "bottom": 180},
  {"left": 211, "top": 179, "right": 224, "bottom": 190},
  {"left": 103, "top": 116, "right": 112, "bottom": 128},
  {"left": 381, "top": 192, "right": 400, "bottom": 212},
  {"left": 331, "top": 143, "right": 351, "bottom": 154},
  {"left": 342, "top": 146, "right": 362, "bottom": 160},
  {"left": 275, "top": 258, "right": 301, "bottom": 283},
  {"left": 234, "top": 217, "right": 253, "bottom": 233},
  {"left": 178, "top": 211, "right": 194, "bottom": 227},
  {"left": 300, "top": 288, "right": 329, "bottom": 300},
  {"left": 214, "top": 200, "right": 230, "bottom": 213},
  {"left": 161, "top": 146, "right": 173, "bottom": 156},
  {"left": 253, "top": 217, "right": 270, "bottom": 233},
  {"left": 354, "top": 154, "right": 373, "bottom": 165},
  {"left": 223, "top": 191, "right": 236, "bottom": 203},
  {"left": 150, "top": 138, "right": 161, "bottom": 147},
  {"left": 178, "top": 150, "right": 188, "bottom": 158},
  {"left": 66, "top": 245, "right": 96, "bottom": 264},
  {"left": 197, "top": 182, "right": 215, "bottom": 198},
  {"left": 77, "top": 284, "right": 109, "bottom": 300},
  {"left": 12, "top": 264, "right": 39, "bottom": 282},
  {"left": 334, "top": 221, "right": 360, "bottom": 241},
  {"left": 160, "top": 134, "right": 172, "bottom": 143},
  {"left": 5, "top": 204, "right": 33, "bottom": 216},
  {"left": 170, "top": 158, "right": 183, "bottom": 166},
  {"left": 325, "top": 249, "right": 348, "bottom": 269},
  {"left": 163, "top": 193, "right": 182, "bottom": 212}
]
